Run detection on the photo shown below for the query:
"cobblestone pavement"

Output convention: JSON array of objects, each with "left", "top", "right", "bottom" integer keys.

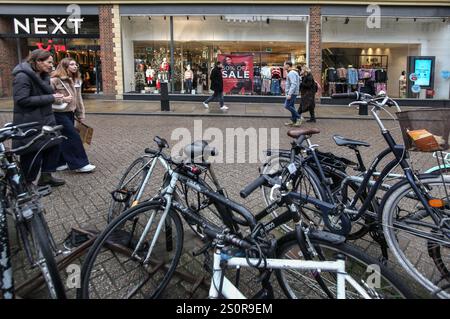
[{"left": 1, "top": 112, "right": 436, "bottom": 299}]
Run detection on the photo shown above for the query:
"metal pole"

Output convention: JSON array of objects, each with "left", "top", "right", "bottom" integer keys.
[{"left": 170, "top": 16, "right": 175, "bottom": 92}]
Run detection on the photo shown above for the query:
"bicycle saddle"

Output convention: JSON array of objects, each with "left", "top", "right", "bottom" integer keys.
[
  {"left": 287, "top": 128, "right": 320, "bottom": 139},
  {"left": 183, "top": 140, "right": 217, "bottom": 163},
  {"left": 333, "top": 135, "right": 370, "bottom": 148}
]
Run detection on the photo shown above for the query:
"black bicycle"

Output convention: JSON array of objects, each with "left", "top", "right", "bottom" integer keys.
[
  {"left": 0, "top": 122, "right": 66, "bottom": 299},
  {"left": 257, "top": 91, "right": 450, "bottom": 298}
]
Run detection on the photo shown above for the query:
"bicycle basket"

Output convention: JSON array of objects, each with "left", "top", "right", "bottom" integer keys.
[{"left": 396, "top": 108, "right": 450, "bottom": 152}]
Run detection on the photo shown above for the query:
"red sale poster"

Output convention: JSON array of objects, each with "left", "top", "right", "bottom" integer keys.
[{"left": 218, "top": 54, "right": 253, "bottom": 94}]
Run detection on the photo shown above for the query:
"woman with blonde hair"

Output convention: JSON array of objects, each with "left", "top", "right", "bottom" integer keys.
[
  {"left": 298, "top": 65, "right": 318, "bottom": 123},
  {"left": 51, "top": 58, "right": 95, "bottom": 173}
]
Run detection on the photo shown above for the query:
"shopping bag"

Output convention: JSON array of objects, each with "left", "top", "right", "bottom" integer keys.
[{"left": 75, "top": 119, "right": 94, "bottom": 145}]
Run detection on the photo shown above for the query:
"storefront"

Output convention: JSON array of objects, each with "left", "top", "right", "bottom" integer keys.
[
  {"left": 320, "top": 6, "right": 450, "bottom": 102},
  {"left": 0, "top": 3, "right": 449, "bottom": 105},
  {"left": 122, "top": 14, "right": 308, "bottom": 97},
  {"left": 0, "top": 5, "right": 101, "bottom": 95}
]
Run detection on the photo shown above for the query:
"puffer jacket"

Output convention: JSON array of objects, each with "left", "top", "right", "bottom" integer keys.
[
  {"left": 50, "top": 76, "right": 85, "bottom": 120},
  {"left": 12, "top": 62, "right": 56, "bottom": 150}
]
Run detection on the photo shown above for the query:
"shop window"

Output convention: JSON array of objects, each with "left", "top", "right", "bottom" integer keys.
[{"left": 123, "top": 15, "right": 307, "bottom": 96}]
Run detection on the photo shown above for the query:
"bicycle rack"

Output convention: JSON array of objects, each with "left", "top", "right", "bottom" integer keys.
[{"left": 14, "top": 227, "right": 210, "bottom": 299}]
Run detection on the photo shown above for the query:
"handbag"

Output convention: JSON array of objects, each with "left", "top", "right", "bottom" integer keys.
[
  {"left": 52, "top": 79, "right": 71, "bottom": 111},
  {"left": 75, "top": 119, "right": 93, "bottom": 145}
]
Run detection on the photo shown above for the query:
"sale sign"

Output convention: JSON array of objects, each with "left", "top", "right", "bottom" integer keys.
[{"left": 218, "top": 54, "right": 253, "bottom": 95}]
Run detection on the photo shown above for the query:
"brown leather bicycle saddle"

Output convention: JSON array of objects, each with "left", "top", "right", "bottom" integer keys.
[{"left": 287, "top": 128, "right": 321, "bottom": 138}]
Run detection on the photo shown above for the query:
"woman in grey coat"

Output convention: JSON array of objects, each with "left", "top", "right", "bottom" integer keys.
[{"left": 12, "top": 49, "right": 68, "bottom": 186}]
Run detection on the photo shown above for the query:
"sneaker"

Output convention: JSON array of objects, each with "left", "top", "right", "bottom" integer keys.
[
  {"left": 56, "top": 164, "right": 68, "bottom": 171},
  {"left": 284, "top": 121, "right": 294, "bottom": 126},
  {"left": 202, "top": 102, "right": 209, "bottom": 109},
  {"left": 306, "top": 118, "right": 317, "bottom": 123},
  {"left": 75, "top": 164, "right": 96, "bottom": 173},
  {"left": 292, "top": 120, "right": 302, "bottom": 127},
  {"left": 220, "top": 105, "right": 229, "bottom": 111}
]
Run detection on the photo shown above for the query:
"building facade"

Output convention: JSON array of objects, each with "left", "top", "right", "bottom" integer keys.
[{"left": 0, "top": 1, "right": 449, "bottom": 105}]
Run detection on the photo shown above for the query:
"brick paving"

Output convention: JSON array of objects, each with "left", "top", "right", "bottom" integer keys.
[{"left": 1, "top": 111, "right": 437, "bottom": 299}]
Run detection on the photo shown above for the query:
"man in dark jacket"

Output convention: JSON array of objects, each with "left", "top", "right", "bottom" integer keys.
[
  {"left": 202, "top": 61, "right": 228, "bottom": 111},
  {"left": 12, "top": 49, "right": 66, "bottom": 186}
]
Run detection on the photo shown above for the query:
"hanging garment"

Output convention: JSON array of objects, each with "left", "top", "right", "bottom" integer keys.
[
  {"left": 326, "top": 68, "right": 338, "bottom": 82},
  {"left": 271, "top": 79, "right": 281, "bottom": 95},
  {"left": 375, "top": 69, "right": 388, "bottom": 82},
  {"left": 261, "top": 66, "right": 272, "bottom": 79},
  {"left": 281, "top": 79, "right": 286, "bottom": 94},
  {"left": 347, "top": 68, "right": 359, "bottom": 85},
  {"left": 262, "top": 79, "right": 271, "bottom": 94},
  {"left": 376, "top": 82, "right": 387, "bottom": 95},
  {"left": 328, "top": 82, "right": 336, "bottom": 95},
  {"left": 336, "top": 68, "right": 348, "bottom": 80}
]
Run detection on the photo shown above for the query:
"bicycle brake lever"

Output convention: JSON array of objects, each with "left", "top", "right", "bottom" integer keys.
[{"left": 269, "top": 184, "right": 281, "bottom": 201}]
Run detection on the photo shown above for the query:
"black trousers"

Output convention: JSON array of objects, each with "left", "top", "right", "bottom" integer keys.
[{"left": 20, "top": 145, "right": 60, "bottom": 183}]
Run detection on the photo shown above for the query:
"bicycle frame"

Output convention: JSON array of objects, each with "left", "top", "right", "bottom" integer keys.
[{"left": 209, "top": 245, "right": 371, "bottom": 299}]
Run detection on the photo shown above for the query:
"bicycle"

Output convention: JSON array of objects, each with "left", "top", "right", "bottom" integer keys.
[
  {"left": 258, "top": 91, "right": 450, "bottom": 298},
  {"left": 78, "top": 138, "right": 412, "bottom": 299},
  {"left": 0, "top": 122, "right": 67, "bottom": 299}
]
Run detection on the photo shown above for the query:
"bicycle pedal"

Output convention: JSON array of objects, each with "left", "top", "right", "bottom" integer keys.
[{"left": 37, "top": 185, "right": 52, "bottom": 197}]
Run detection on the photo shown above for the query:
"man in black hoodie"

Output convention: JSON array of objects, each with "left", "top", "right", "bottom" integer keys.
[
  {"left": 202, "top": 61, "right": 228, "bottom": 111},
  {"left": 12, "top": 49, "right": 67, "bottom": 186}
]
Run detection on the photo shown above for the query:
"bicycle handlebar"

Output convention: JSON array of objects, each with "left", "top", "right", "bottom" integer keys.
[
  {"left": 240, "top": 175, "right": 267, "bottom": 199},
  {"left": 331, "top": 92, "right": 360, "bottom": 100},
  {"left": 8, "top": 125, "right": 65, "bottom": 154}
]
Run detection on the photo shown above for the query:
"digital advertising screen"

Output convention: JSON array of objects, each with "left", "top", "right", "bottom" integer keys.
[{"left": 414, "top": 59, "right": 433, "bottom": 87}]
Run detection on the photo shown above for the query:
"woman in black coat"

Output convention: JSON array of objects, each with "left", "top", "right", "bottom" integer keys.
[
  {"left": 12, "top": 49, "right": 68, "bottom": 186},
  {"left": 298, "top": 66, "right": 317, "bottom": 123}
]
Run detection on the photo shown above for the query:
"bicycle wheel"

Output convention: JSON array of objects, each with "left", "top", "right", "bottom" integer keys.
[
  {"left": 261, "top": 155, "right": 325, "bottom": 233},
  {"left": 382, "top": 175, "right": 450, "bottom": 298},
  {"left": 30, "top": 213, "right": 66, "bottom": 299},
  {"left": 275, "top": 234, "right": 413, "bottom": 299},
  {"left": 80, "top": 201, "right": 183, "bottom": 299},
  {"left": 108, "top": 155, "right": 167, "bottom": 223}
]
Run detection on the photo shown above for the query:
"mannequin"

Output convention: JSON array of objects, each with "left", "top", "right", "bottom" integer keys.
[
  {"left": 160, "top": 58, "right": 170, "bottom": 82},
  {"left": 184, "top": 65, "right": 194, "bottom": 94},
  {"left": 399, "top": 70, "right": 407, "bottom": 98},
  {"left": 145, "top": 65, "right": 156, "bottom": 87}
]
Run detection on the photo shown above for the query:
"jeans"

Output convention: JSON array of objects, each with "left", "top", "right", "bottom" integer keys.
[
  {"left": 284, "top": 94, "right": 299, "bottom": 122},
  {"left": 185, "top": 79, "right": 192, "bottom": 93},
  {"left": 54, "top": 112, "right": 90, "bottom": 170},
  {"left": 204, "top": 91, "right": 224, "bottom": 107}
]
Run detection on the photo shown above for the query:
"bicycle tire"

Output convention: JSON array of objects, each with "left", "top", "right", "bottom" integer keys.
[
  {"left": 108, "top": 155, "right": 165, "bottom": 223},
  {"left": 381, "top": 175, "right": 450, "bottom": 298},
  {"left": 275, "top": 233, "right": 414, "bottom": 299},
  {"left": 80, "top": 201, "right": 183, "bottom": 299},
  {"left": 30, "top": 213, "right": 66, "bottom": 299}
]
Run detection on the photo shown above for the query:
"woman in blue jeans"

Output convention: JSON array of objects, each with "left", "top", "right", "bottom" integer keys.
[{"left": 51, "top": 58, "right": 95, "bottom": 173}]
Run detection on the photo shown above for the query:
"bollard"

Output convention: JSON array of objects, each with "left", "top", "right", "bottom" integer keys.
[
  {"left": 160, "top": 82, "right": 170, "bottom": 111},
  {"left": 358, "top": 103, "right": 368, "bottom": 116}
]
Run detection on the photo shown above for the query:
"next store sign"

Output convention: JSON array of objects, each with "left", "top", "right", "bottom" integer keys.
[{"left": 13, "top": 17, "right": 84, "bottom": 35}]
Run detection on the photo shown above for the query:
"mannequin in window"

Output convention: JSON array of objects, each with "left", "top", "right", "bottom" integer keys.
[
  {"left": 160, "top": 58, "right": 170, "bottom": 82},
  {"left": 399, "top": 70, "right": 407, "bottom": 98},
  {"left": 145, "top": 65, "right": 156, "bottom": 87},
  {"left": 184, "top": 65, "right": 194, "bottom": 94}
]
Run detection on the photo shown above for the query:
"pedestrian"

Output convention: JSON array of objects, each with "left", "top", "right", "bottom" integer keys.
[
  {"left": 12, "top": 49, "right": 66, "bottom": 186},
  {"left": 298, "top": 65, "right": 317, "bottom": 123},
  {"left": 202, "top": 61, "right": 228, "bottom": 111},
  {"left": 51, "top": 58, "right": 96, "bottom": 173},
  {"left": 283, "top": 61, "right": 301, "bottom": 126}
]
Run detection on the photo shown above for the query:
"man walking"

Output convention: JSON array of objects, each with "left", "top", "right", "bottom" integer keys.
[
  {"left": 283, "top": 61, "right": 301, "bottom": 126},
  {"left": 203, "top": 61, "right": 228, "bottom": 111}
]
